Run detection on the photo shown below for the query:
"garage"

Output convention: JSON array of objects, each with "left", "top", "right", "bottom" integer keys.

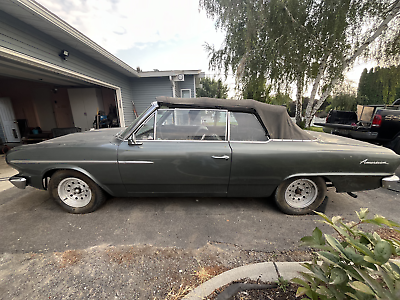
[
  {"left": 0, "top": 0, "right": 203, "bottom": 146},
  {"left": 0, "top": 56, "right": 120, "bottom": 144}
]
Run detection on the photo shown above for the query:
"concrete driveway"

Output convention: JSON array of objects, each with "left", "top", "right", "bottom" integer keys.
[{"left": 0, "top": 155, "right": 17, "bottom": 192}]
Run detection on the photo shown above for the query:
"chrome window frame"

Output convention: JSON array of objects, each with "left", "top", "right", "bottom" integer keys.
[
  {"left": 119, "top": 101, "right": 158, "bottom": 141},
  {"left": 144, "top": 108, "right": 228, "bottom": 142},
  {"left": 228, "top": 111, "right": 270, "bottom": 143},
  {"left": 133, "top": 112, "right": 156, "bottom": 140}
]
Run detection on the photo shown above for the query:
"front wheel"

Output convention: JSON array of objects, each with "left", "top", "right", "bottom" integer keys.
[
  {"left": 49, "top": 170, "right": 106, "bottom": 213},
  {"left": 274, "top": 177, "right": 326, "bottom": 215}
]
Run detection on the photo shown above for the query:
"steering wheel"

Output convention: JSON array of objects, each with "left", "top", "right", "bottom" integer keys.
[
  {"left": 194, "top": 126, "right": 208, "bottom": 140},
  {"left": 201, "top": 133, "right": 222, "bottom": 141}
]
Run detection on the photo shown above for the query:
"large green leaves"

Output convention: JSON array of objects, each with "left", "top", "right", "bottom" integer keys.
[{"left": 292, "top": 208, "right": 400, "bottom": 300}]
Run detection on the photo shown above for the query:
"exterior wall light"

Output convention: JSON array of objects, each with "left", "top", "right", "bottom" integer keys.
[{"left": 59, "top": 50, "right": 69, "bottom": 60}]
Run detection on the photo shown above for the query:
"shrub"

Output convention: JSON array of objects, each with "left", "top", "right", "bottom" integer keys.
[{"left": 293, "top": 209, "right": 400, "bottom": 300}]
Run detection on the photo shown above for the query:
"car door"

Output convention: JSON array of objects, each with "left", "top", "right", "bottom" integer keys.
[
  {"left": 228, "top": 111, "right": 279, "bottom": 197},
  {"left": 118, "top": 108, "right": 231, "bottom": 196}
]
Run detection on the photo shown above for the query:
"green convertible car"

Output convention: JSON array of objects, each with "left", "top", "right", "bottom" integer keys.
[{"left": 6, "top": 96, "right": 400, "bottom": 214}]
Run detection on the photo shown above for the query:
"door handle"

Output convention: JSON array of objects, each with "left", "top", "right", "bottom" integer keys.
[{"left": 212, "top": 155, "right": 229, "bottom": 160}]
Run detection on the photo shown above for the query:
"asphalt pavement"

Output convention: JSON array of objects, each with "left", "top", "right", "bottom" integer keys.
[{"left": 0, "top": 172, "right": 399, "bottom": 255}]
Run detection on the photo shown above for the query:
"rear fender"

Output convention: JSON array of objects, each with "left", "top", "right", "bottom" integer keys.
[{"left": 284, "top": 173, "right": 389, "bottom": 193}]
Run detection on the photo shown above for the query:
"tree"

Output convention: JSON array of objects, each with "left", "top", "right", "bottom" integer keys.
[
  {"left": 242, "top": 73, "right": 271, "bottom": 102},
  {"left": 196, "top": 77, "right": 229, "bottom": 98},
  {"left": 357, "top": 65, "right": 400, "bottom": 104},
  {"left": 199, "top": 0, "right": 400, "bottom": 127}
]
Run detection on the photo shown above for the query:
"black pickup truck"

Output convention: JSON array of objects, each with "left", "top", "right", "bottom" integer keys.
[{"left": 315, "top": 102, "right": 400, "bottom": 154}]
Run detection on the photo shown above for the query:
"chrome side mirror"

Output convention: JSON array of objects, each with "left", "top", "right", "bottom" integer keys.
[{"left": 128, "top": 134, "right": 142, "bottom": 146}]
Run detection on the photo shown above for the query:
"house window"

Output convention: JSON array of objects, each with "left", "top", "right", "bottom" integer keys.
[{"left": 181, "top": 89, "right": 191, "bottom": 98}]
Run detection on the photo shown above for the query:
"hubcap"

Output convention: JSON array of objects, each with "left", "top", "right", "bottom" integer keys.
[
  {"left": 284, "top": 179, "right": 317, "bottom": 208},
  {"left": 58, "top": 177, "right": 92, "bottom": 208}
]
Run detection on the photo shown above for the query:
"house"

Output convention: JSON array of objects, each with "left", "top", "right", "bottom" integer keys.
[{"left": 0, "top": 0, "right": 204, "bottom": 144}]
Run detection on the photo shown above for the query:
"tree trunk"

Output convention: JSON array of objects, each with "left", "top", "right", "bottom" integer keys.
[
  {"left": 305, "top": 54, "right": 329, "bottom": 127},
  {"left": 295, "top": 75, "right": 304, "bottom": 125},
  {"left": 304, "top": 0, "right": 400, "bottom": 126}
]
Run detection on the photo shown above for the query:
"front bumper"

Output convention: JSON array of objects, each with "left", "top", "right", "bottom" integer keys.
[
  {"left": 9, "top": 176, "right": 27, "bottom": 189},
  {"left": 382, "top": 175, "right": 400, "bottom": 192}
]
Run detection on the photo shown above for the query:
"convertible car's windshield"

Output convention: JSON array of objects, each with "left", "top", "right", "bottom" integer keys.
[{"left": 116, "top": 103, "right": 157, "bottom": 140}]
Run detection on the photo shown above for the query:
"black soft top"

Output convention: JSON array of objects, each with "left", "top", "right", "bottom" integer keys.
[{"left": 156, "top": 96, "right": 313, "bottom": 140}]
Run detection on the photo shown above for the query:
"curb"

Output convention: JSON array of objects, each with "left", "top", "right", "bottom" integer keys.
[{"left": 183, "top": 261, "right": 305, "bottom": 300}]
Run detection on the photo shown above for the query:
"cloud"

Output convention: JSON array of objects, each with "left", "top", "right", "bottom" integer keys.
[{"left": 36, "top": 0, "right": 224, "bottom": 55}]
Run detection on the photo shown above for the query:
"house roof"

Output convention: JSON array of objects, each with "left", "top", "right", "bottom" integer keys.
[
  {"left": 0, "top": 0, "right": 140, "bottom": 77},
  {"left": 1, "top": 0, "right": 205, "bottom": 79}
]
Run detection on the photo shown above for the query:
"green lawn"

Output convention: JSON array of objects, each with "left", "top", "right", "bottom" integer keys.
[{"left": 305, "top": 126, "right": 323, "bottom": 132}]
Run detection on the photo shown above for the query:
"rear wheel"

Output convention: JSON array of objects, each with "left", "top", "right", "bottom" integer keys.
[
  {"left": 274, "top": 177, "right": 326, "bottom": 215},
  {"left": 49, "top": 170, "right": 106, "bottom": 213}
]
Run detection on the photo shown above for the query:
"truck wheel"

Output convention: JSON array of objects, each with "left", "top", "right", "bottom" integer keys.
[
  {"left": 275, "top": 177, "right": 326, "bottom": 215},
  {"left": 49, "top": 170, "right": 106, "bottom": 214}
]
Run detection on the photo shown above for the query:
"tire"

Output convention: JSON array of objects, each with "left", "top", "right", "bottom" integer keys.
[
  {"left": 49, "top": 170, "right": 106, "bottom": 214},
  {"left": 274, "top": 177, "right": 326, "bottom": 215}
]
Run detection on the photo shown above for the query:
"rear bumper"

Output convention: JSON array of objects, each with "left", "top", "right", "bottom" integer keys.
[
  {"left": 382, "top": 175, "right": 400, "bottom": 192},
  {"left": 9, "top": 176, "right": 27, "bottom": 189}
]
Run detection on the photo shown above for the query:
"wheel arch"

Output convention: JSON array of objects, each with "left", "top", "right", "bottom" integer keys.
[{"left": 42, "top": 167, "right": 114, "bottom": 196}]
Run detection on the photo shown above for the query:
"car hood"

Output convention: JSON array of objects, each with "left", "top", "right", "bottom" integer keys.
[
  {"left": 41, "top": 128, "right": 123, "bottom": 145},
  {"left": 11, "top": 128, "right": 123, "bottom": 153}
]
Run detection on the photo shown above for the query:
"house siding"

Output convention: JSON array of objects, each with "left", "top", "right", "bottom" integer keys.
[
  {"left": 0, "top": 11, "right": 134, "bottom": 125},
  {"left": 130, "top": 77, "right": 173, "bottom": 121},
  {"left": 179, "top": 75, "right": 195, "bottom": 98}
]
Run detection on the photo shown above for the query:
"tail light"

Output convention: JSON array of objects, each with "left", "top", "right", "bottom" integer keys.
[{"left": 372, "top": 114, "right": 382, "bottom": 127}]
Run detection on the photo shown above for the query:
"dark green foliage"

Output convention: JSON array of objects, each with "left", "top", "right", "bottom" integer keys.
[
  {"left": 242, "top": 73, "right": 270, "bottom": 102},
  {"left": 357, "top": 66, "right": 400, "bottom": 105},
  {"left": 196, "top": 77, "right": 229, "bottom": 99},
  {"left": 326, "top": 94, "right": 358, "bottom": 112},
  {"left": 294, "top": 209, "right": 400, "bottom": 299}
]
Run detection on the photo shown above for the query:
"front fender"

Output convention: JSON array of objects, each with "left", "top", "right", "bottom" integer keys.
[{"left": 42, "top": 165, "right": 116, "bottom": 196}]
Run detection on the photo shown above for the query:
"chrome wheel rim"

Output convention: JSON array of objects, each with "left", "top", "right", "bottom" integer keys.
[
  {"left": 58, "top": 177, "right": 92, "bottom": 208},
  {"left": 284, "top": 179, "right": 317, "bottom": 209}
]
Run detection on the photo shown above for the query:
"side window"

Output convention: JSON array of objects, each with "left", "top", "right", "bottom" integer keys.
[
  {"left": 135, "top": 114, "right": 155, "bottom": 140},
  {"left": 155, "top": 109, "right": 227, "bottom": 141},
  {"left": 230, "top": 112, "right": 268, "bottom": 141}
]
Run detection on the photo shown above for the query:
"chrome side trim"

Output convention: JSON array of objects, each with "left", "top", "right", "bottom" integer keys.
[
  {"left": 285, "top": 172, "right": 392, "bottom": 181},
  {"left": 270, "top": 139, "right": 318, "bottom": 142},
  {"left": 135, "top": 140, "right": 228, "bottom": 143},
  {"left": 229, "top": 140, "right": 271, "bottom": 144},
  {"left": 119, "top": 161, "right": 154, "bottom": 164},
  {"left": 227, "top": 112, "right": 231, "bottom": 141},
  {"left": 9, "top": 160, "right": 117, "bottom": 164},
  {"left": 382, "top": 175, "right": 400, "bottom": 192}
]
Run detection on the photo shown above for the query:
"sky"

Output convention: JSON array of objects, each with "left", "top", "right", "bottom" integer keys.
[{"left": 35, "top": 0, "right": 375, "bottom": 97}]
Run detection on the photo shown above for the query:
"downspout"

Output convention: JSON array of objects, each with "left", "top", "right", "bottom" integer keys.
[
  {"left": 193, "top": 75, "right": 196, "bottom": 98},
  {"left": 169, "top": 76, "right": 176, "bottom": 98}
]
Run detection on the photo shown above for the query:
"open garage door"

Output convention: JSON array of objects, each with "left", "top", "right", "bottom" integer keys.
[{"left": 0, "top": 56, "right": 122, "bottom": 143}]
